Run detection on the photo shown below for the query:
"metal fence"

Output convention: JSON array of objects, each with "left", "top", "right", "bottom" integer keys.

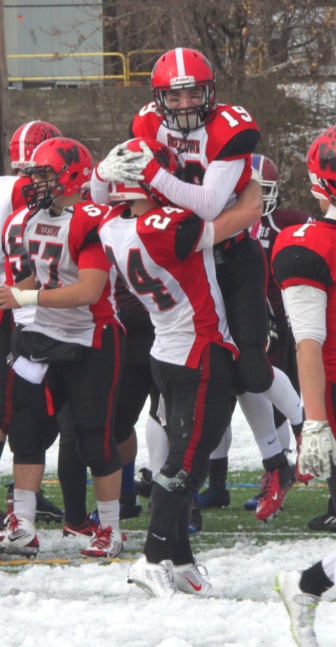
[{"left": 7, "top": 50, "right": 164, "bottom": 87}]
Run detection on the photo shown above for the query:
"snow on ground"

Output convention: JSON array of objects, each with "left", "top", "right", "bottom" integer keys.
[{"left": 0, "top": 403, "right": 334, "bottom": 647}]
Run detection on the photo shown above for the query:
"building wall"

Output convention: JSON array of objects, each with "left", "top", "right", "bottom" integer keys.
[{"left": 8, "top": 86, "right": 152, "bottom": 162}]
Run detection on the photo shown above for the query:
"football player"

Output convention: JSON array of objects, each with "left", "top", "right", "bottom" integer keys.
[
  {"left": 273, "top": 125, "right": 336, "bottom": 647},
  {"left": 0, "top": 121, "right": 66, "bottom": 526},
  {"left": 91, "top": 48, "right": 303, "bottom": 521},
  {"left": 0, "top": 137, "right": 125, "bottom": 558},
  {"left": 98, "top": 136, "right": 255, "bottom": 597}
]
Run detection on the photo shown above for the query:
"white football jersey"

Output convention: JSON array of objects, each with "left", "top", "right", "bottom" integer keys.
[{"left": 99, "top": 202, "right": 238, "bottom": 368}]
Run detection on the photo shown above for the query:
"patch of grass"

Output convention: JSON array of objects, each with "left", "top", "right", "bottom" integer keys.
[{"left": 0, "top": 470, "right": 331, "bottom": 548}]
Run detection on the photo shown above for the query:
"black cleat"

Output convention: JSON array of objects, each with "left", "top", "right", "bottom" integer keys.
[
  {"left": 195, "top": 486, "right": 230, "bottom": 509},
  {"left": 119, "top": 493, "right": 142, "bottom": 520},
  {"left": 308, "top": 513, "right": 336, "bottom": 532}
]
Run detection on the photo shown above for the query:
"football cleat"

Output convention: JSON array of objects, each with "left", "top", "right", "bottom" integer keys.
[
  {"left": 243, "top": 492, "right": 261, "bottom": 511},
  {"left": 81, "top": 526, "right": 123, "bottom": 558},
  {"left": 134, "top": 468, "right": 153, "bottom": 499},
  {"left": 276, "top": 570, "right": 319, "bottom": 647},
  {"left": 308, "top": 513, "right": 336, "bottom": 532},
  {"left": 63, "top": 515, "right": 99, "bottom": 538},
  {"left": 35, "top": 490, "right": 64, "bottom": 524},
  {"left": 195, "top": 486, "right": 230, "bottom": 509},
  {"left": 119, "top": 493, "right": 142, "bottom": 520},
  {"left": 173, "top": 562, "right": 219, "bottom": 598},
  {"left": 255, "top": 464, "right": 296, "bottom": 522},
  {"left": 128, "top": 554, "right": 176, "bottom": 597},
  {"left": 0, "top": 514, "right": 39, "bottom": 557},
  {"left": 295, "top": 435, "right": 314, "bottom": 484}
]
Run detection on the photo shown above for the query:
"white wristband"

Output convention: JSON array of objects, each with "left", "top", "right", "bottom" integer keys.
[{"left": 11, "top": 287, "right": 39, "bottom": 307}]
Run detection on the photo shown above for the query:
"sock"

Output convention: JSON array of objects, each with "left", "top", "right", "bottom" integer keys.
[
  {"left": 145, "top": 414, "right": 169, "bottom": 476},
  {"left": 263, "top": 367, "right": 303, "bottom": 425},
  {"left": 13, "top": 488, "right": 36, "bottom": 524},
  {"left": 97, "top": 499, "right": 120, "bottom": 532},
  {"left": 144, "top": 481, "right": 187, "bottom": 563},
  {"left": 276, "top": 420, "right": 291, "bottom": 452},
  {"left": 262, "top": 451, "right": 288, "bottom": 472},
  {"left": 209, "top": 457, "right": 228, "bottom": 489},
  {"left": 238, "top": 392, "right": 283, "bottom": 459},
  {"left": 321, "top": 551, "right": 336, "bottom": 584},
  {"left": 121, "top": 461, "right": 135, "bottom": 496},
  {"left": 58, "top": 439, "right": 87, "bottom": 526},
  {"left": 301, "top": 560, "right": 334, "bottom": 596},
  {"left": 171, "top": 494, "right": 194, "bottom": 566},
  {"left": 210, "top": 424, "right": 232, "bottom": 459}
]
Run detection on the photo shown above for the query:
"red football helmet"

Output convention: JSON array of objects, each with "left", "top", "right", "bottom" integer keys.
[
  {"left": 151, "top": 48, "right": 216, "bottom": 133},
  {"left": 9, "top": 120, "right": 63, "bottom": 170},
  {"left": 307, "top": 126, "right": 336, "bottom": 205},
  {"left": 22, "top": 137, "right": 93, "bottom": 210},
  {"left": 109, "top": 137, "right": 178, "bottom": 204},
  {"left": 251, "top": 154, "right": 280, "bottom": 216}
]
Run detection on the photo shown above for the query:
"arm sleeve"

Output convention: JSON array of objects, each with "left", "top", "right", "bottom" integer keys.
[
  {"left": 195, "top": 222, "right": 215, "bottom": 251},
  {"left": 90, "top": 167, "right": 111, "bottom": 205},
  {"left": 284, "top": 284, "right": 327, "bottom": 345},
  {"left": 150, "top": 159, "right": 245, "bottom": 221}
]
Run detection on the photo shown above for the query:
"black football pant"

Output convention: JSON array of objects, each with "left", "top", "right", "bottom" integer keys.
[{"left": 215, "top": 235, "right": 273, "bottom": 394}]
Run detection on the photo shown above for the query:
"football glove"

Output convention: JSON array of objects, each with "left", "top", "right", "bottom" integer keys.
[
  {"left": 96, "top": 142, "right": 146, "bottom": 183},
  {"left": 298, "top": 420, "right": 336, "bottom": 479}
]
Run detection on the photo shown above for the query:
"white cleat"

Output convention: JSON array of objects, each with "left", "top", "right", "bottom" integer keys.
[
  {"left": 0, "top": 514, "right": 39, "bottom": 557},
  {"left": 128, "top": 554, "right": 177, "bottom": 597},
  {"left": 276, "top": 570, "right": 320, "bottom": 647},
  {"left": 173, "top": 561, "right": 219, "bottom": 597},
  {"left": 81, "top": 525, "right": 123, "bottom": 558}
]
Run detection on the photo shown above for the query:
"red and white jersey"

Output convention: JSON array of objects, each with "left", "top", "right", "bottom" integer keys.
[
  {"left": 6, "top": 201, "right": 122, "bottom": 347},
  {"left": 98, "top": 203, "right": 238, "bottom": 368},
  {"left": 130, "top": 101, "right": 259, "bottom": 177},
  {"left": 130, "top": 101, "right": 259, "bottom": 196},
  {"left": 272, "top": 219, "right": 336, "bottom": 382},
  {"left": 91, "top": 102, "right": 260, "bottom": 229},
  {"left": 0, "top": 175, "right": 30, "bottom": 284}
]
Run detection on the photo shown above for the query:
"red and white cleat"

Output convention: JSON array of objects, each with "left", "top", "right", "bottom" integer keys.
[
  {"left": 255, "top": 464, "right": 296, "bottom": 522},
  {"left": 0, "top": 513, "right": 39, "bottom": 557},
  {"left": 81, "top": 525, "right": 123, "bottom": 558}
]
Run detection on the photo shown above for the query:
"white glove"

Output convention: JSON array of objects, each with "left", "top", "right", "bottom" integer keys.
[
  {"left": 97, "top": 142, "right": 147, "bottom": 183},
  {"left": 298, "top": 420, "right": 336, "bottom": 479}
]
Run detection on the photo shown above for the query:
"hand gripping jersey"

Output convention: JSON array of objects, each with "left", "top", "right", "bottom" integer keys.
[
  {"left": 6, "top": 202, "right": 122, "bottom": 347},
  {"left": 98, "top": 203, "right": 238, "bottom": 369},
  {"left": 272, "top": 219, "right": 336, "bottom": 382}
]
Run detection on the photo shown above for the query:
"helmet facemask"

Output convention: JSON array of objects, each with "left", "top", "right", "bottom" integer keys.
[
  {"left": 260, "top": 180, "right": 279, "bottom": 215},
  {"left": 155, "top": 81, "right": 215, "bottom": 134},
  {"left": 22, "top": 164, "right": 67, "bottom": 210}
]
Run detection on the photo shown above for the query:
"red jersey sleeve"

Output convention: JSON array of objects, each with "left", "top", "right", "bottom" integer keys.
[{"left": 69, "top": 202, "right": 111, "bottom": 271}]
